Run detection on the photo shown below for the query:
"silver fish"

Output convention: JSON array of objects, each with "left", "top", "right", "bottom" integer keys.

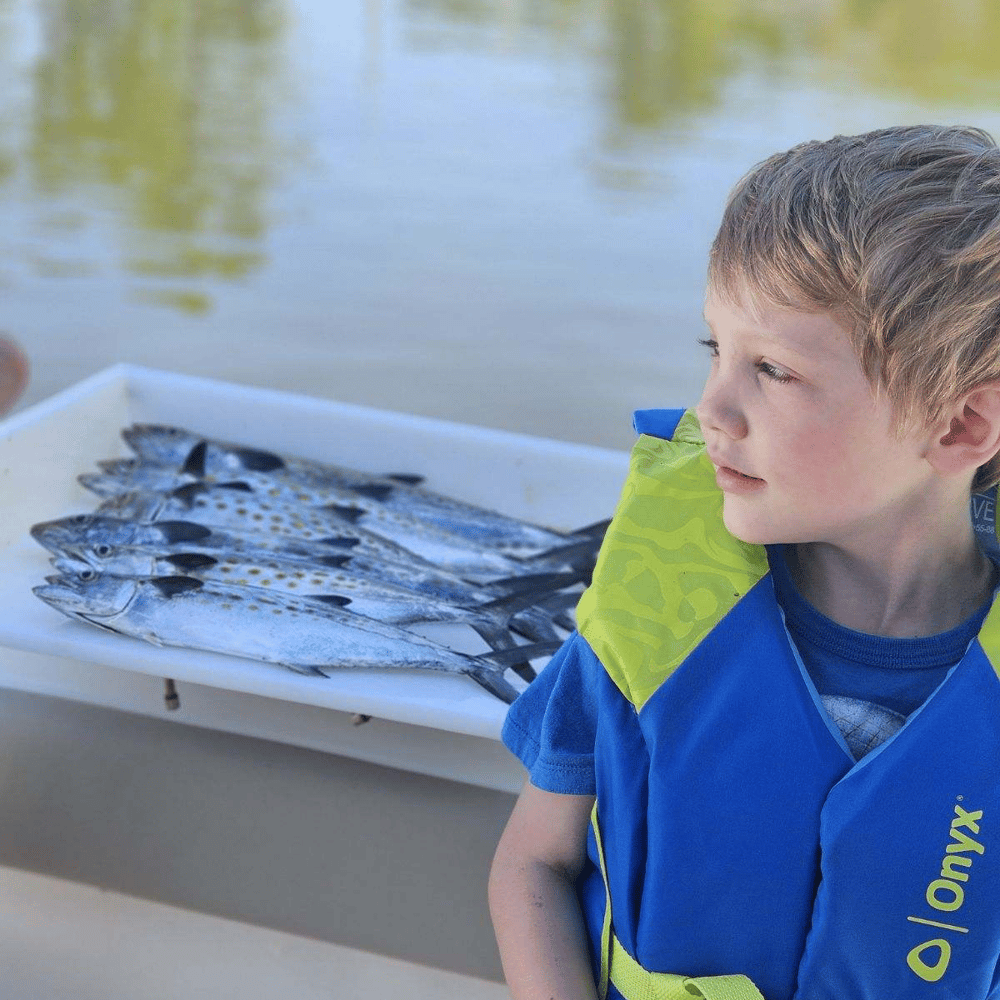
[
  {"left": 121, "top": 423, "right": 598, "bottom": 556},
  {"left": 30, "top": 515, "right": 575, "bottom": 645},
  {"left": 33, "top": 571, "right": 555, "bottom": 702},
  {"left": 47, "top": 547, "right": 547, "bottom": 651},
  {"left": 93, "top": 483, "right": 587, "bottom": 581}
]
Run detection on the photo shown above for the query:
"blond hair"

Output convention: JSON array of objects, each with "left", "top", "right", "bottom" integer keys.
[{"left": 709, "top": 124, "right": 1000, "bottom": 489}]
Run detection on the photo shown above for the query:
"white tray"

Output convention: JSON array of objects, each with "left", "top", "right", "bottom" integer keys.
[{"left": 0, "top": 365, "right": 629, "bottom": 745}]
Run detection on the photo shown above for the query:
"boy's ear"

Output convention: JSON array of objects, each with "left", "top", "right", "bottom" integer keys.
[{"left": 928, "top": 384, "right": 1000, "bottom": 476}]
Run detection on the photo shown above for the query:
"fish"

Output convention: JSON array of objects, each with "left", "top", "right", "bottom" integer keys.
[
  {"left": 46, "top": 547, "right": 561, "bottom": 664},
  {"left": 30, "top": 514, "right": 579, "bottom": 646},
  {"left": 33, "top": 571, "right": 559, "bottom": 703},
  {"left": 120, "top": 423, "right": 607, "bottom": 557},
  {"left": 93, "top": 482, "right": 600, "bottom": 581}
]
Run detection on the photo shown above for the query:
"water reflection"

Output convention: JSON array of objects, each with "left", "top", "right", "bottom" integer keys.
[
  {"left": 411, "top": 0, "right": 1000, "bottom": 128},
  {"left": 26, "top": 0, "right": 286, "bottom": 309}
]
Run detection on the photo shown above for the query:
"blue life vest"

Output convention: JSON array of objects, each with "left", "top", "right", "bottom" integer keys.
[{"left": 573, "top": 409, "right": 1000, "bottom": 1000}]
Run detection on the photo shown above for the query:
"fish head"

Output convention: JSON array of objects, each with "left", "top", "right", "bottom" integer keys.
[
  {"left": 123, "top": 424, "right": 204, "bottom": 466},
  {"left": 33, "top": 571, "right": 139, "bottom": 620},
  {"left": 96, "top": 458, "right": 139, "bottom": 475},
  {"left": 80, "top": 465, "right": 192, "bottom": 498},
  {"left": 78, "top": 472, "right": 130, "bottom": 499},
  {"left": 30, "top": 514, "right": 146, "bottom": 554}
]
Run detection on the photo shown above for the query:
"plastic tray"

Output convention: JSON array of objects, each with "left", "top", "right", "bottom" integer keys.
[{"left": 0, "top": 365, "right": 628, "bottom": 743}]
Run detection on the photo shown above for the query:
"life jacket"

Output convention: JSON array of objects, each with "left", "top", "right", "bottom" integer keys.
[{"left": 572, "top": 408, "right": 1000, "bottom": 1000}]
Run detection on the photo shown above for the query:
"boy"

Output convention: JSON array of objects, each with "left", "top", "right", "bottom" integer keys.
[{"left": 488, "top": 125, "right": 1000, "bottom": 1000}]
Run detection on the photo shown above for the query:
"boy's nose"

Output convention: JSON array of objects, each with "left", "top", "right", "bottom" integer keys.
[{"left": 695, "top": 374, "right": 748, "bottom": 440}]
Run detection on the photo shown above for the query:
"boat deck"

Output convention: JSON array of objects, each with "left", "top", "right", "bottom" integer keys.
[{"left": 0, "top": 864, "right": 509, "bottom": 999}]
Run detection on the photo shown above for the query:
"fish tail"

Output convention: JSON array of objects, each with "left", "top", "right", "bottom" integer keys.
[
  {"left": 466, "top": 667, "right": 521, "bottom": 704},
  {"left": 470, "top": 623, "right": 536, "bottom": 682},
  {"left": 509, "top": 608, "right": 561, "bottom": 644},
  {"left": 567, "top": 517, "right": 611, "bottom": 540}
]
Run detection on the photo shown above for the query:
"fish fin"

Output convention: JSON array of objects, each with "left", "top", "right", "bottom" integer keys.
[
  {"left": 182, "top": 441, "right": 208, "bottom": 477},
  {"left": 307, "top": 594, "right": 352, "bottom": 607},
  {"left": 216, "top": 480, "right": 254, "bottom": 492},
  {"left": 163, "top": 553, "right": 218, "bottom": 572},
  {"left": 151, "top": 576, "right": 204, "bottom": 598},
  {"left": 233, "top": 447, "right": 285, "bottom": 472},
  {"left": 350, "top": 483, "right": 394, "bottom": 502},
  {"left": 157, "top": 521, "right": 213, "bottom": 543},
  {"left": 324, "top": 504, "right": 365, "bottom": 524},
  {"left": 318, "top": 555, "right": 352, "bottom": 568},
  {"left": 172, "top": 483, "right": 210, "bottom": 507},
  {"left": 319, "top": 536, "right": 361, "bottom": 549},
  {"left": 386, "top": 473, "right": 424, "bottom": 486}
]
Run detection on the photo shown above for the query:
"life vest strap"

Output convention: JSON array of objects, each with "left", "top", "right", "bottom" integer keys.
[
  {"left": 592, "top": 801, "right": 766, "bottom": 1000},
  {"left": 608, "top": 935, "right": 766, "bottom": 1000}
]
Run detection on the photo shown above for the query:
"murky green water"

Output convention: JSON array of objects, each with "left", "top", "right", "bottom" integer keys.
[{"left": 5, "top": 0, "right": 1000, "bottom": 449}]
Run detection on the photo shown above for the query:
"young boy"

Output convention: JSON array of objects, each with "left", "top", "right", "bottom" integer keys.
[{"left": 489, "top": 125, "right": 1000, "bottom": 1000}]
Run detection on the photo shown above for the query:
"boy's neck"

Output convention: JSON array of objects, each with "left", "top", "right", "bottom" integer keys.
[{"left": 785, "top": 508, "right": 998, "bottom": 638}]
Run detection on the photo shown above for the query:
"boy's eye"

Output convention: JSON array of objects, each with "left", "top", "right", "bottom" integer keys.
[
  {"left": 697, "top": 337, "right": 719, "bottom": 357},
  {"left": 757, "top": 360, "right": 794, "bottom": 383}
]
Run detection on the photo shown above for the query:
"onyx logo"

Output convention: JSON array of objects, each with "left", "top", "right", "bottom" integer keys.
[{"left": 906, "top": 801, "right": 984, "bottom": 983}]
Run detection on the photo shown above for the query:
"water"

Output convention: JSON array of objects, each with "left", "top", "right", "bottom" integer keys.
[{"left": 4, "top": 0, "right": 1000, "bottom": 451}]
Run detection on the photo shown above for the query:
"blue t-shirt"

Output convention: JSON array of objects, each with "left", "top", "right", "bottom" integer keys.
[{"left": 502, "top": 552, "right": 995, "bottom": 791}]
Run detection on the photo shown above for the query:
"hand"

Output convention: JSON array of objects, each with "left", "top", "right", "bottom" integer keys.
[{"left": 0, "top": 335, "right": 29, "bottom": 417}]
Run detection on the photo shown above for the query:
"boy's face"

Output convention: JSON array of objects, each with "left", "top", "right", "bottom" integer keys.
[{"left": 695, "top": 286, "right": 939, "bottom": 548}]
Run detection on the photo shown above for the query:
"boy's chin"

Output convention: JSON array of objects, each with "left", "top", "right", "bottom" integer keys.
[{"left": 720, "top": 507, "right": 783, "bottom": 546}]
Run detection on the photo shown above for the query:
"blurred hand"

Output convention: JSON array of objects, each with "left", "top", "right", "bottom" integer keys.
[{"left": 0, "top": 335, "right": 29, "bottom": 417}]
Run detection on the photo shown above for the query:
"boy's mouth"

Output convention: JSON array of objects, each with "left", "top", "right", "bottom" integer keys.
[
  {"left": 713, "top": 463, "right": 766, "bottom": 493},
  {"left": 721, "top": 465, "right": 763, "bottom": 482}
]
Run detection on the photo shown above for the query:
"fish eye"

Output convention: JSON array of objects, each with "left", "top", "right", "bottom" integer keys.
[
  {"left": 95, "top": 544, "right": 111, "bottom": 557},
  {"left": 80, "top": 569, "right": 95, "bottom": 581}
]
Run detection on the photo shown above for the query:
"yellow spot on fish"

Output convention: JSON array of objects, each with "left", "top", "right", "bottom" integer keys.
[
  {"left": 294, "top": 572, "right": 305, "bottom": 579},
  {"left": 215, "top": 503, "right": 228, "bottom": 510},
  {"left": 248, "top": 604, "right": 259, "bottom": 611},
  {"left": 268, "top": 488, "right": 280, "bottom": 498},
  {"left": 288, "top": 582, "right": 298, "bottom": 588},
  {"left": 220, "top": 567, "right": 231, "bottom": 574},
  {"left": 236, "top": 507, "right": 248, "bottom": 516},
  {"left": 272, "top": 608, "right": 282, "bottom": 614},
  {"left": 275, "top": 573, "right": 287, "bottom": 580},
  {"left": 249, "top": 568, "right": 260, "bottom": 575},
  {"left": 221, "top": 603, "right": 232, "bottom": 609},
  {"left": 261, "top": 503, "right": 272, "bottom": 512},
  {"left": 260, "top": 579, "right": 272, "bottom": 586},
  {"left": 252, "top": 513, "right": 263, "bottom": 521}
]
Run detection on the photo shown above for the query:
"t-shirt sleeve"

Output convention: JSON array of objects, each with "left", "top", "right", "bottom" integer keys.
[{"left": 500, "top": 631, "right": 600, "bottom": 795}]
